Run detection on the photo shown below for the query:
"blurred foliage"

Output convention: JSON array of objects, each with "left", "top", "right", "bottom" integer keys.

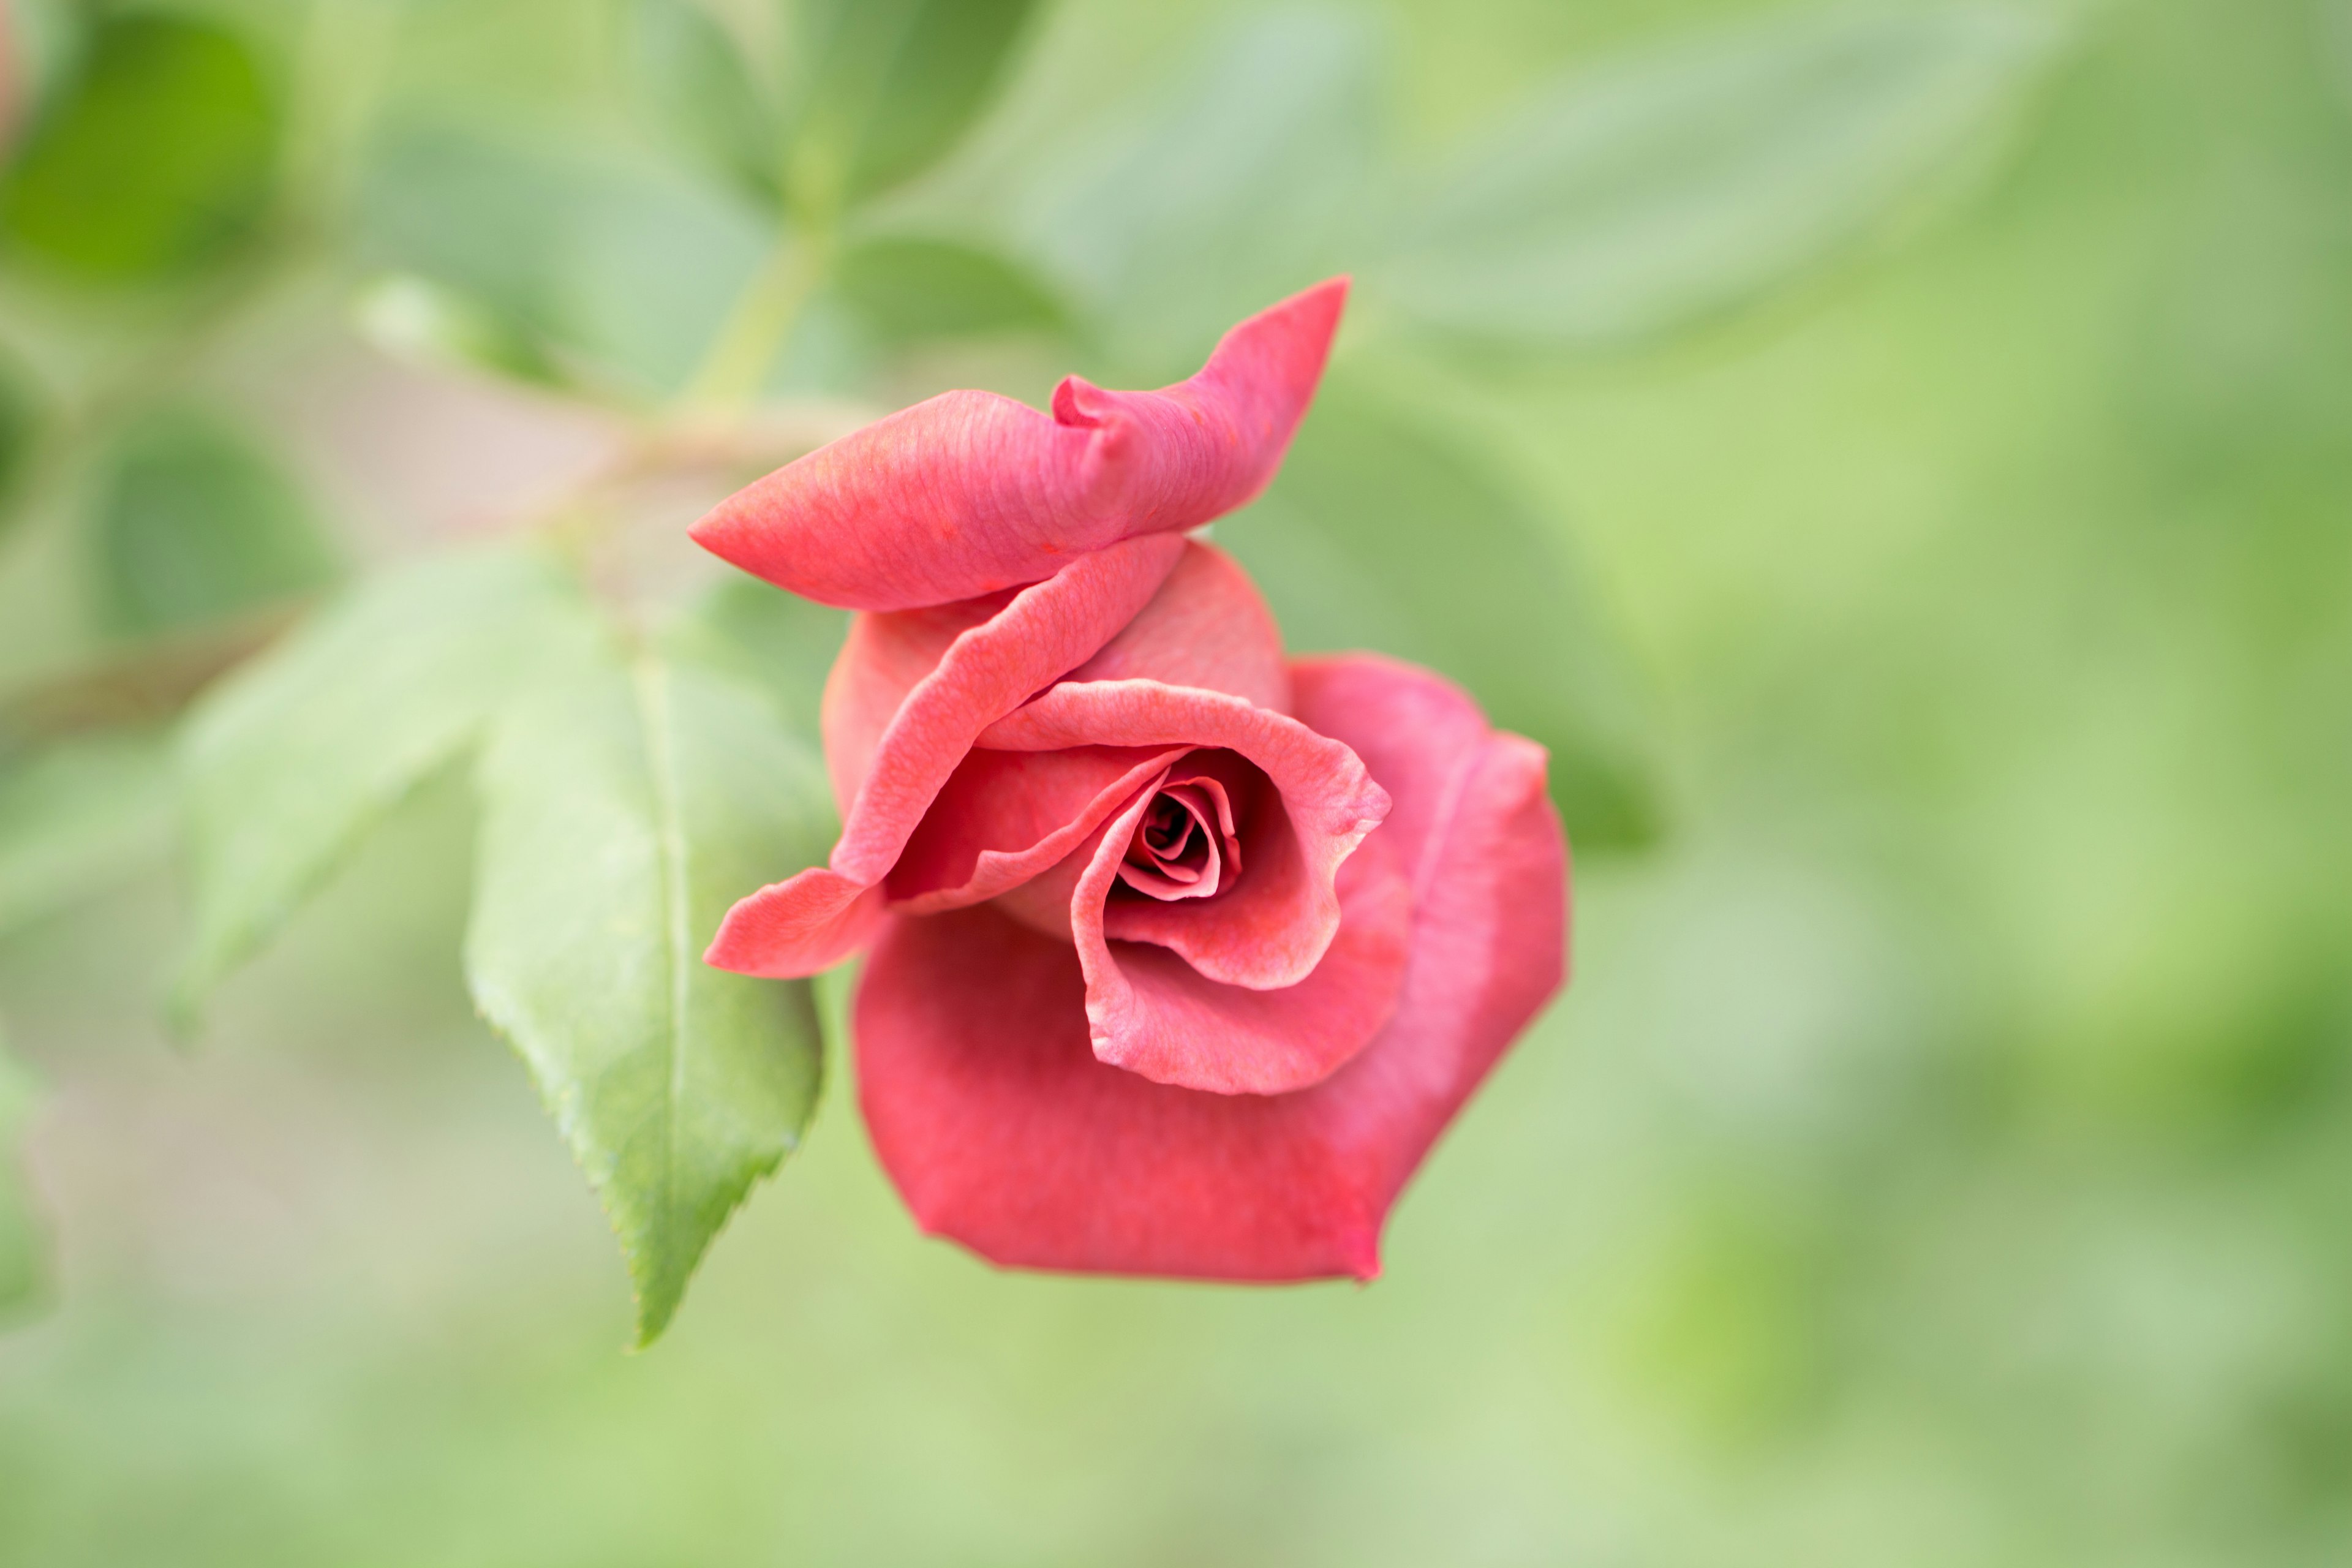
[
  {"left": 0, "top": 351, "right": 39, "bottom": 526},
  {"left": 349, "top": 271, "right": 569, "bottom": 389},
  {"left": 172, "top": 546, "right": 601, "bottom": 1019},
  {"left": 625, "top": 0, "right": 780, "bottom": 205},
  {"left": 87, "top": 408, "right": 337, "bottom": 636},
  {"left": 0, "top": 1020, "right": 37, "bottom": 1317},
  {"left": 0, "top": 733, "right": 175, "bottom": 937},
  {"left": 832, "top": 233, "right": 1062, "bottom": 342},
  {"left": 0, "top": 10, "right": 281, "bottom": 284},
  {"left": 1373, "top": 5, "right": 2060, "bottom": 350},
  {"left": 781, "top": 0, "right": 1038, "bottom": 213}
]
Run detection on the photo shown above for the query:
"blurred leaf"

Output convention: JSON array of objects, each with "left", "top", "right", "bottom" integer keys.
[
  {"left": 783, "top": 0, "right": 1036, "bottom": 214},
  {"left": 0, "top": 1021, "right": 42, "bottom": 1319},
  {"left": 1011, "top": 7, "right": 1379, "bottom": 380},
  {"left": 355, "top": 117, "right": 774, "bottom": 398},
  {"left": 1373, "top": 4, "right": 2062, "bottom": 350},
  {"left": 352, "top": 271, "right": 568, "bottom": 390},
  {"left": 1223, "top": 369, "right": 1661, "bottom": 849},
  {"left": 834, "top": 233, "right": 1061, "bottom": 343},
  {"left": 625, "top": 0, "right": 778, "bottom": 203},
  {"left": 658, "top": 573, "right": 846, "bottom": 741},
  {"left": 0, "top": 731, "right": 174, "bottom": 938},
  {"left": 88, "top": 409, "right": 339, "bottom": 638},
  {"left": 0, "top": 351, "right": 40, "bottom": 529},
  {"left": 465, "top": 646, "right": 829, "bottom": 1346},
  {"left": 174, "top": 545, "right": 598, "bottom": 1022},
  {"left": 0, "top": 10, "right": 279, "bottom": 283},
  {"left": 1, "top": 0, "right": 81, "bottom": 150}
]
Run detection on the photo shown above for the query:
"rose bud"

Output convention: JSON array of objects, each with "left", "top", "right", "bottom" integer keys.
[{"left": 693, "top": 279, "right": 1569, "bottom": 1281}]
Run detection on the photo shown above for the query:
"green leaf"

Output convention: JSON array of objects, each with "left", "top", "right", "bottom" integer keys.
[
  {"left": 1009, "top": 7, "right": 1379, "bottom": 382},
  {"left": 0, "top": 1022, "right": 44, "bottom": 1319},
  {"left": 351, "top": 272, "right": 569, "bottom": 390},
  {"left": 0, "top": 11, "right": 280, "bottom": 283},
  {"left": 783, "top": 0, "right": 1036, "bottom": 214},
  {"left": 1372, "top": 5, "right": 2062, "bottom": 350},
  {"left": 1222, "top": 369, "right": 1662, "bottom": 850},
  {"left": 625, "top": 0, "right": 778, "bottom": 203},
  {"left": 834, "top": 233, "right": 1061, "bottom": 344},
  {"left": 174, "top": 544, "right": 598, "bottom": 1022},
  {"left": 88, "top": 409, "right": 339, "bottom": 639},
  {"left": 0, "top": 732, "right": 175, "bottom": 938},
  {"left": 465, "top": 646, "right": 829, "bottom": 1345},
  {"left": 658, "top": 573, "right": 846, "bottom": 741}
]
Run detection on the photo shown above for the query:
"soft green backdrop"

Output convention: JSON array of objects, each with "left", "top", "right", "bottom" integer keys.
[{"left": 4, "top": 0, "right": 2349, "bottom": 1563}]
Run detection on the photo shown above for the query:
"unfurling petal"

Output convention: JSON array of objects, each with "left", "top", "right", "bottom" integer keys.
[
  {"left": 854, "top": 655, "right": 1569, "bottom": 1280},
  {"left": 886, "top": 745, "right": 1190, "bottom": 914},
  {"left": 703, "top": 535, "right": 1183, "bottom": 978},
  {"left": 1117, "top": 769, "right": 1240, "bottom": 899},
  {"left": 689, "top": 281, "right": 1349, "bottom": 612},
  {"left": 979, "top": 680, "right": 1390, "bottom": 989},
  {"left": 1072, "top": 788, "right": 1413, "bottom": 1096}
]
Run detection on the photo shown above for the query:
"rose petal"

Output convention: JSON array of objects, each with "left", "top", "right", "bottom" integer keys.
[
  {"left": 1061, "top": 542, "right": 1289, "bottom": 713},
  {"left": 689, "top": 281, "right": 1349, "bottom": 612},
  {"left": 854, "top": 654, "right": 1569, "bottom": 1280},
  {"left": 1118, "top": 774, "right": 1237, "bottom": 899},
  {"left": 819, "top": 589, "right": 1017, "bottom": 814},
  {"left": 704, "top": 535, "right": 1184, "bottom": 978},
  {"left": 978, "top": 680, "right": 1388, "bottom": 989},
  {"left": 1072, "top": 791, "right": 1413, "bottom": 1096},
  {"left": 886, "top": 745, "right": 1189, "bottom": 914}
]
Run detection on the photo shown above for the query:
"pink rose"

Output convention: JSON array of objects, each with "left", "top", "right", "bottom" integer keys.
[{"left": 693, "top": 280, "right": 1569, "bottom": 1280}]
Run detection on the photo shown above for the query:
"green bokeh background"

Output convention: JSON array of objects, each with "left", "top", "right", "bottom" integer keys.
[{"left": 6, "top": 0, "right": 2352, "bottom": 1562}]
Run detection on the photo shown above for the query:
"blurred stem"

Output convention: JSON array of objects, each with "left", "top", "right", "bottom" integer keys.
[
  {"left": 0, "top": 396, "right": 878, "bottom": 753},
  {"left": 0, "top": 604, "right": 306, "bottom": 763},
  {"left": 681, "top": 225, "right": 834, "bottom": 413}
]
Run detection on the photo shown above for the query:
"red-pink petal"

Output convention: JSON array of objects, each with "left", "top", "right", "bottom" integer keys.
[
  {"left": 978, "top": 680, "right": 1389, "bottom": 988},
  {"left": 1060, "top": 542, "right": 1289, "bottom": 713},
  {"left": 704, "top": 535, "right": 1184, "bottom": 978},
  {"left": 854, "top": 654, "right": 1569, "bottom": 1280},
  {"left": 886, "top": 745, "right": 1189, "bottom": 914},
  {"left": 818, "top": 590, "right": 1014, "bottom": 814},
  {"left": 688, "top": 281, "right": 1349, "bottom": 612},
  {"left": 1071, "top": 794, "right": 1413, "bottom": 1095},
  {"left": 1117, "top": 772, "right": 1238, "bottom": 899}
]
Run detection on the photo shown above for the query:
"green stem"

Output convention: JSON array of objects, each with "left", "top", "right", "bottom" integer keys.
[{"left": 682, "top": 227, "right": 833, "bottom": 413}]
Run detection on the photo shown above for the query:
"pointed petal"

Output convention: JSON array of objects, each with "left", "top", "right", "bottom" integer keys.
[{"left": 690, "top": 281, "right": 1349, "bottom": 612}]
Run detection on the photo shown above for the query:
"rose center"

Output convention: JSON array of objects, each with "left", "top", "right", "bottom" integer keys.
[{"left": 1118, "top": 775, "right": 1242, "bottom": 903}]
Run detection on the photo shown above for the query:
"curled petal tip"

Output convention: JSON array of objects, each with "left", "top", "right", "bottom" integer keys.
[{"left": 686, "top": 280, "right": 1353, "bottom": 611}]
